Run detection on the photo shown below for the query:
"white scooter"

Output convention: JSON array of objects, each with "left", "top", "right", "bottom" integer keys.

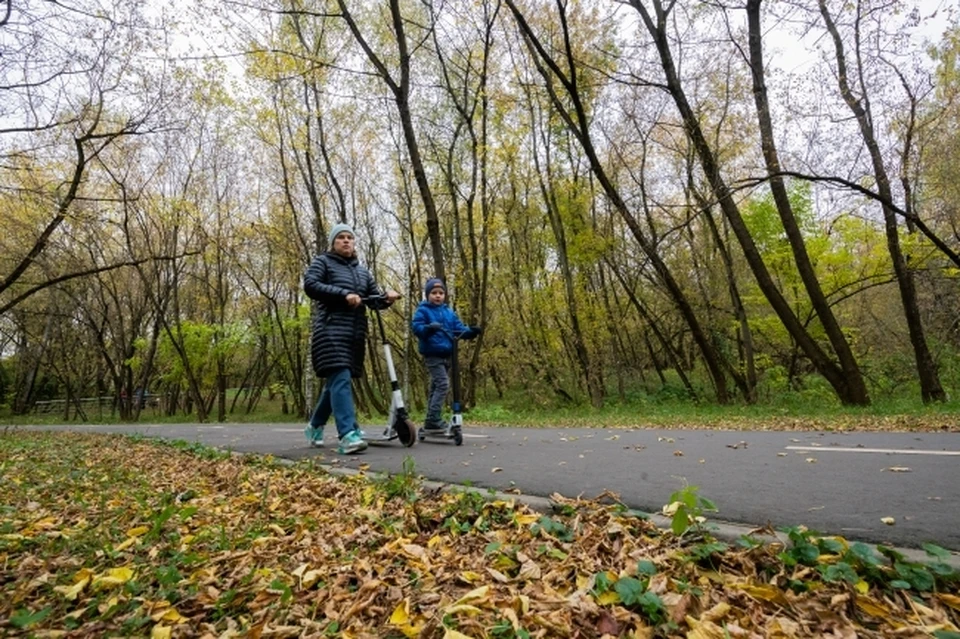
[
  {"left": 418, "top": 327, "right": 478, "bottom": 446},
  {"left": 361, "top": 295, "right": 417, "bottom": 447}
]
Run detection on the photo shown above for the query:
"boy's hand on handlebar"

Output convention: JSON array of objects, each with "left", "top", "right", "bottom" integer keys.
[
  {"left": 385, "top": 290, "right": 401, "bottom": 303},
  {"left": 346, "top": 293, "right": 362, "bottom": 308}
]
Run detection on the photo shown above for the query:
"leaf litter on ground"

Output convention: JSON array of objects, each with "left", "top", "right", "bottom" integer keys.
[{"left": 1, "top": 431, "right": 958, "bottom": 638}]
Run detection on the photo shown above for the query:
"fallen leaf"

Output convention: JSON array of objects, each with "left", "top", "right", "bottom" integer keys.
[
  {"left": 150, "top": 626, "right": 171, "bottom": 639},
  {"left": 491, "top": 467, "right": 502, "bottom": 473},
  {"left": 881, "top": 517, "right": 896, "bottom": 525},
  {"left": 597, "top": 609, "right": 620, "bottom": 634},
  {"left": 806, "top": 458, "right": 817, "bottom": 463},
  {"left": 883, "top": 466, "right": 911, "bottom": 472}
]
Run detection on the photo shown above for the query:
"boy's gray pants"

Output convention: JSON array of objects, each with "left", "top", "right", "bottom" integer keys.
[{"left": 425, "top": 356, "right": 451, "bottom": 426}]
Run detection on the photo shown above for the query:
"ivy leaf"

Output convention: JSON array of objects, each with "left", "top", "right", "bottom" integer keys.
[
  {"left": 614, "top": 576, "right": 644, "bottom": 607},
  {"left": 10, "top": 607, "right": 52, "bottom": 629}
]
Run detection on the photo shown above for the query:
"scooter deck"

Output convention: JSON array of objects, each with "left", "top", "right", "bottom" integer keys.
[
  {"left": 362, "top": 423, "right": 417, "bottom": 447},
  {"left": 418, "top": 427, "right": 463, "bottom": 445}
]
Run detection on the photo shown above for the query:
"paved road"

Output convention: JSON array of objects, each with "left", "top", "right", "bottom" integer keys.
[{"left": 22, "top": 423, "right": 960, "bottom": 552}]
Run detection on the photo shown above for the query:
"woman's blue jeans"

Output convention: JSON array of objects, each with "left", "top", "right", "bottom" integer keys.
[{"left": 308, "top": 368, "right": 356, "bottom": 439}]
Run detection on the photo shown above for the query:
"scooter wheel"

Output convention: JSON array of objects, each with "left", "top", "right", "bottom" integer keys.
[
  {"left": 454, "top": 430, "right": 463, "bottom": 446},
  {"left": 399, "top": 419, "right": 417, "bottom": 447}
]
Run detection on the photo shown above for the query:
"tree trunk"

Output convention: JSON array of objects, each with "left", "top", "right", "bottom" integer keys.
[
  {"left": 629, "top": 0, "right": 867, "bottom": 405},
  {"left": 505, "top": 0, "right": 730, "bottom": 402},
  {"left": 817, "top": 0, "right": 945, "bottom": 403},
  {"left": 746, "top": 0, "right": 867, "bottom": 403}
]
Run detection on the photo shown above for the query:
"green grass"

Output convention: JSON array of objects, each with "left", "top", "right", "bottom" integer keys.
[{"left": 2, "top": 375, "right": 958, "bottom": 431}]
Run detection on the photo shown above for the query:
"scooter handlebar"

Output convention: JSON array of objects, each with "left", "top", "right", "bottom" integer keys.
[
  {"left": 359, "top": 294, "right": 397, "bottom": 310},
  {"left": 435, "top": 325, "right": 482, "bottom": 340}
]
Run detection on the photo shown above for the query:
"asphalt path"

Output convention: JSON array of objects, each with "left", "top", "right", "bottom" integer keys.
[{"left": 20, "top": 422, "right": 960, "bottom": 552}]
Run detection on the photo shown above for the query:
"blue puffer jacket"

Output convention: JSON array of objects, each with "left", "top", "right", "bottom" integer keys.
[{"left": 411, "top": 301, "right": 477, "bottom": 357}]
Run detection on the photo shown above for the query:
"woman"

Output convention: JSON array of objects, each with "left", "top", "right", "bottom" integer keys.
[{"left": 303, "top": 223, "right": 401, "bottom": 454}]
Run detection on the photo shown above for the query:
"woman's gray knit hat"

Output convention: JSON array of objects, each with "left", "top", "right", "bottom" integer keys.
[{"left": 328, "top": 223, "right": 354, "bottom": 247}]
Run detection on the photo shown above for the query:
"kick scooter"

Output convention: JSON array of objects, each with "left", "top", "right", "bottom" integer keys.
[
  {"left": 419, "top": 327, "right": 474, "bottom": 446},
  {"left": 361, "top": 295, "right": 417, "bottom": 447}
]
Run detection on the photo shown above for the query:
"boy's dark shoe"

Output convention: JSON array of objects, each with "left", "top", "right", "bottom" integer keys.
[{"left": 423, "top": 421, "right": 445, "bottom": 432}]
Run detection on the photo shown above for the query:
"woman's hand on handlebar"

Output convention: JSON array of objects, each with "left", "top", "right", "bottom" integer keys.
[
  {"left": 346, "top": 293, "right": 362, "bottom": 308},
  {"left": 358, "top": 291, "right": 402, "bottom": 308}
]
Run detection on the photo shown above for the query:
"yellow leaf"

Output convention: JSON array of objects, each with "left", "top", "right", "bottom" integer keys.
[
  {"left": 880, "top": 517, "right": 896, "bottom": 525},
  {"left": 855, "top": 580, "right": 869, "bottom": 594},
  {"left": 53, "top": 577, "right": 90, "bottom": 601},
  {"left": 515, "top": 595, "right": 530, "bottom": 615},
  {"left": 445, "top": 604, "right": 483, "bottom": 615},
  {"left": 126, "top": 526, "right": 150, "bottom": 537},
  {"left": 114, "top": 537, "right": 137, "bottom": 552},
  {"left": 93, "top": 567, "right": 134, "bottom": 589},
  {"left": 453, "top": 585, "right": 490, "bottom": 606},
  {"left": 99, "top": 596, "right": 120, "bottom": 614},
  {"left": 443, "top": 630, "right": 476, "bottom": 639},
  {"left": 301, "top": 569, "right": 322, "bottom": 589},
  {"left": 251, "top": 536, "right": 276, "bottom": 546},
  {"left": 399, "top": 626, "right": 422, "bottom": 639},
  {"left": 700, "top": 602, "right": 730, "bottom": 623},
  {"left": 939, "top": 593, "right": 960, "bottom": 612},
  {"left": 735, "top": 583, "right": 789, "bottom": 606},
  {"left": 685, "top": 615, "right": 728, "bottom": 639},
  {"left": 596, "top": 590, "right": 620, "bottom": 605},
  {"left": 502, "top": 607, "right": 520, "bottom": 630},
  {"left": 514, "top": 513, "right": 539, "bottom": 526},
  {"left": 459, "top": 571, "right": 484, "bottom": 584},
  {"left": 151, "top": 625, "right": 172, "bottom": 639},
  {"left": 388, "top": 601, "right": 423, "bottom": 639},
  {"left": 154, "top": 608, "right": 186, "bottom": 624},
  {"left": 856, "top": 595, "right": 891, "bottom": 619},
  {"left": 390, "top": 600, "right": 410, "bottom": 624}
]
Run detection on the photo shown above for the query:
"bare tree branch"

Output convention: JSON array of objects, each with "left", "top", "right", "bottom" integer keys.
[
  {"left": 736, "top": 170, "right": 960, "bottom": 269},
  {"left": 0, "top": 250, "right": 202, "bottom": 315}
]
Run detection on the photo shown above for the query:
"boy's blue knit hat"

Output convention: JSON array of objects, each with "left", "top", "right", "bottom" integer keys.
[
  {"left": 424, "top": 277, "right": 446, "bottom": 297},
  {"left": 328, "top": 223, "right": 354, "bottom": 247}
]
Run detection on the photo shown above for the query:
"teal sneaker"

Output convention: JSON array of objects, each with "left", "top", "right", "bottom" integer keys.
[
  {"left": 338, "top": 430, "right": 368, "bottom": 455},
  {"left": 304, "top": 425, "right": 324, "bottom": 448}
]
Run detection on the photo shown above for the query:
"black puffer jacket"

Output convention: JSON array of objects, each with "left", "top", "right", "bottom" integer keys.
[{"left": 303, "top": 252, "right": 385, "bottom": 378}]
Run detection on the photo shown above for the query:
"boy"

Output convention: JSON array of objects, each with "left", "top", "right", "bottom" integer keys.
[{"left": 411, "top": 278, "right": 481, "bottom": 431}]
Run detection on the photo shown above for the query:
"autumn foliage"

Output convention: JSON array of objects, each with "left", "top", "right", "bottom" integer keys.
[{"left": 1, "top": 431, "right": 958, "bottom": 637}]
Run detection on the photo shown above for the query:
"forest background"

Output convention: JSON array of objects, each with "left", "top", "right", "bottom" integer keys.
[{"left": 1, "top": 0, "right": 959, "bottom": 426}]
